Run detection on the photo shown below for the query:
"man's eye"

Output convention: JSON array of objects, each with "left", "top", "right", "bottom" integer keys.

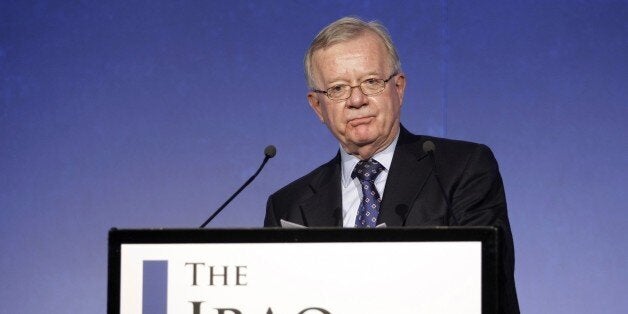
[
  {"left": 329, "top": 85, "right": 345, "bottom": 92},
  {"left": 364, "top": 78, "right": 379, "bottom": 85}
]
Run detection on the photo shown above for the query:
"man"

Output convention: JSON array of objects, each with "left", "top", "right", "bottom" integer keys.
[{"left": 264, "top": 17, "right": 520, "bottom": 313}]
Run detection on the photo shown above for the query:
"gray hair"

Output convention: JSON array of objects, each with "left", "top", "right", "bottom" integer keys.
[{"left": 304, "top": 16, "right": 402, "bottom": 89}]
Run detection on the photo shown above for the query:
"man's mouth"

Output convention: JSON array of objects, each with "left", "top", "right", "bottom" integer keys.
[{"left": 348, "top": 116, "right": 374, "bottom": 126}]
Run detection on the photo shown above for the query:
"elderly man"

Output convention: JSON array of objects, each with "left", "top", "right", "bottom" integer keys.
[{"left": 264, "top": 17, "right": 520, "bottom": 313}]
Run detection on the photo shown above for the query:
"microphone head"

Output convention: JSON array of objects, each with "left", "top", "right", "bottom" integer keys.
[
  {"left": 264, "top": 145, "right": 277, "bottom": 158},
  {"left": 422, "top": 141, "right": 436, "bottom": 154}
]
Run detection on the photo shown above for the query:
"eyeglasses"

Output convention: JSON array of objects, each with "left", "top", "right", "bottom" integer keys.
[{"left": 312, "top": 72, "right": 398, "bottom": 101}]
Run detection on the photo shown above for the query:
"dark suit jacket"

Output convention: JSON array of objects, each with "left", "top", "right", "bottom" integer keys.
[{"left": 265, "top": 126, "right": 520, "bottom": 314}]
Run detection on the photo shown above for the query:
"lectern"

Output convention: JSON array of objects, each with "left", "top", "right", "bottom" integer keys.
[{"left": 108, "top": 227, "right": 499, "bottom": 314}]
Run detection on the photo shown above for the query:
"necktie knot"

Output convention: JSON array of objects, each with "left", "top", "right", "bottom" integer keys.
[{"left": 351, "top": 159, "right": 385, "bottom": 182}]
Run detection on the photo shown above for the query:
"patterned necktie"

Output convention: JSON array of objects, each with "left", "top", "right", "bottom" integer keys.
[{"left": 352, "top": 159, "right": 385, "bottom": 228}]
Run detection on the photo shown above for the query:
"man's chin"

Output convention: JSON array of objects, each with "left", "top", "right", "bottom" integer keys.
[
  {"left": 345, "top": 135, "right": 378, "bottom": 151},
  {"left": 347, "top": 126, "right": 378, "bottom": 142}
]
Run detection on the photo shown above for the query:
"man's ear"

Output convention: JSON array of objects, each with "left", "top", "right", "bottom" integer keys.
[
  {"left": 394, "top": 73, "right": 406, "bottom": 104},
  {"left": 307, "top": 92, "right": 325, "bottom": 123}
]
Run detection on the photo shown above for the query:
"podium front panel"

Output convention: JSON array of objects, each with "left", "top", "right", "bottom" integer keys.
[{"left": 108, "top": 228, "right": 498, "bottom": 314}]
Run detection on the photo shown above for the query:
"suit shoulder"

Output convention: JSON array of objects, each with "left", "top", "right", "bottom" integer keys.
[
  {"left": 408, "top": 134, "right": 499, "bottom": 175},
  {"left": 417, "top": 134, "right": 495, "bottom": 158},
  {"left": 420, "top": 135, "right": 491, "bottom": 152}
]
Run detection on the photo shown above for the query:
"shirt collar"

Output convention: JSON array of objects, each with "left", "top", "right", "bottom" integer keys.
[{"left": 340, "top": 131, "right": 399, "bottom": 188}]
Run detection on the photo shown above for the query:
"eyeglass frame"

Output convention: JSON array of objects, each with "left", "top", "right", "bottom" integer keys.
[{"left": 311, "top": 72, "right": 399, "bottom": 101}]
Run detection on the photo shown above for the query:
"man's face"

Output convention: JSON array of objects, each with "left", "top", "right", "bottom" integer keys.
[{"left": 307, "top": 32, "right": 406, "bottom": 159}]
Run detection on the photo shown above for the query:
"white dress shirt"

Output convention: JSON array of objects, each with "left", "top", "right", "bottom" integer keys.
[{"left": 339, "top": 133, "right": 399, "bottom": 227}]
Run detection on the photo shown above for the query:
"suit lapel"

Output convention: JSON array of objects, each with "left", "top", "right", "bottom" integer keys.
[
  {"left": 296, "top": 127, "right": 433, "bottom": 227},
  {"left": 378, "top": 127, "right": 433, "bottom": 226},
  {"left": 299, "top": 154, "right": 343, "bottom": 227}
]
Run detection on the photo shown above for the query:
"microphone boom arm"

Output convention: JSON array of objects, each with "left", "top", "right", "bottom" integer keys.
[{"left": 199, "top": 148, "right": 274, "bottom": 228}]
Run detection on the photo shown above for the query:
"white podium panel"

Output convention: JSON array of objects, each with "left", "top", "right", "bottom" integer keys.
[{"left": 108, "top": 228, "right": 498, "bottom": 314}]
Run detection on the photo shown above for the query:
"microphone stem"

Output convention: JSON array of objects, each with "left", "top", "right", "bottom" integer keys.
[
  {"left": 199, "top": 156, "right": 270, "bottom": 228},
  {"left": 427, "top": 150, "right": 454, "bottom": 225}
]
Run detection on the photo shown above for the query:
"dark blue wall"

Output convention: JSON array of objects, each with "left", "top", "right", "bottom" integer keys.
[{"left": 1, "top": 1, "right": 626, "bottom": 313}]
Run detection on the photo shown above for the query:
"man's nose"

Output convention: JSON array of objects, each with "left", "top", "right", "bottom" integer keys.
[{"left": 346, "top": 86, "right": 368, "bottom": 109}]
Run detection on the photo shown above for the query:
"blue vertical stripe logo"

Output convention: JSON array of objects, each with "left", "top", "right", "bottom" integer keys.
[{"left": 143, "top": 260, "right": 168, "bottom": 314}]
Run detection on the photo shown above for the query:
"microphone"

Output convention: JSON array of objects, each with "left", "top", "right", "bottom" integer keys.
[
  {"left": 395, "top": 204, "right": 410, "bottom": 226},
  {"left": 199, "top": 145, "right": 277, "bottom": 228},
  {"left": 422, "top": 140, "right": 436, "bottom": 155},
  {"left": 422, "top": 141, "right": 458, "bottom": 225}
]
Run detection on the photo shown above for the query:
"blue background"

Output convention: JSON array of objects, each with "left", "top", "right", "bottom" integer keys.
[{"left": 1, "top": 1, "right": 626, "bottom": 313}]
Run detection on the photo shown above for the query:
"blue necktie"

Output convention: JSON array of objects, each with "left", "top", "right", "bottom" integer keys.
[{"left": 352, "top": 159, "right": 385, "bottom": 228}]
